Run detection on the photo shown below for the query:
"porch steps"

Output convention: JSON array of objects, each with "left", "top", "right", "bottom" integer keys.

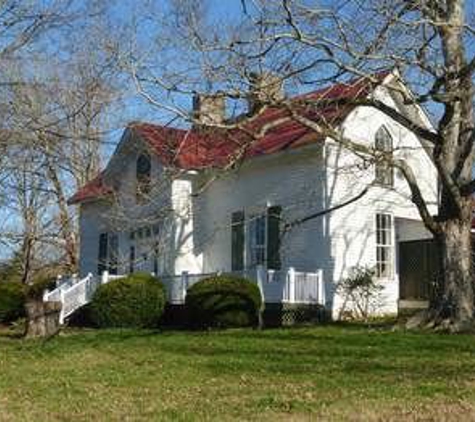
[{"left": 43, "top": 271, "right": 124, "bottom": 324}]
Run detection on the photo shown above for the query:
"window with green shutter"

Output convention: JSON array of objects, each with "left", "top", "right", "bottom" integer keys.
[
  {"left": 231, "top": 211, "right": 245, "bottom": 271},
  {"left": 267, "top": 206, "right": 282, "bottom": 270}
]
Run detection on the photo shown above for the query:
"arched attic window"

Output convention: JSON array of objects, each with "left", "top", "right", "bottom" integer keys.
[
  {"left": 136, "top": 153, "right": 151, "bottom": 203},
  {"left": 374, "top": 125, "right": 394, "bottom": 187}
]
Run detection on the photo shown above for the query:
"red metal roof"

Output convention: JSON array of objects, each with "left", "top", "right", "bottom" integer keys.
[
  {"left": 69, "top": 72, "right": 390, "bottom": 204},
  {"left": 68, "top": 173, "right": 113, "bottom": 205}
]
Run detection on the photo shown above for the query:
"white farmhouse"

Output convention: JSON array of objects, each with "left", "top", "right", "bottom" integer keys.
[{"left": 69, "top": 71, "right": 438, "bottom": 319}]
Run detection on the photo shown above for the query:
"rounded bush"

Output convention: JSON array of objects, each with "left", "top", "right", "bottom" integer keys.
[
  {"left": 0, "top": 282, "right": 25, "bottom": 323},
  {"left": 185, "top": 274, "right": 262, "bottom": 328},
  {"left": 89, "top": 273, "right": 166, "bottom": 328}
]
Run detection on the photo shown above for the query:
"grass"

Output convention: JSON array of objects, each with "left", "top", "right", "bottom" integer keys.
[{"left": 1, "top": 323, "right": 475, "bottom": 420}]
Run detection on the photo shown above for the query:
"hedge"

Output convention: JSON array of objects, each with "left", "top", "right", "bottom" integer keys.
[
  {"left": 0, "top": 282, "right": 25, "bottom": 323},
  {"left": 185, "top": 274, "right": 262, "bottom": 328},
  {"left": 89, "top": 273, "right": 166, "bottom": 328}
]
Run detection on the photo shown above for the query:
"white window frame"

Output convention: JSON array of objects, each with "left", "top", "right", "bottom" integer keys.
[{"left": 375, "top": 213, "right": 394, "bottom": 279}]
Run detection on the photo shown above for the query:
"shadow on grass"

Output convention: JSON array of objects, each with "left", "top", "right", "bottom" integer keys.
[
  {"left": 0, "top": 321, "right": 25, "bottom": 339},
  {"left": 4, "top": 321, "right": 475, "bottom": 378},
  {"left": 2, "top": 321, "right": 474, "bottom": 406}
]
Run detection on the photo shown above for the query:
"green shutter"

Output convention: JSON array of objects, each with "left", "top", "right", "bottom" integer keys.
[
  {"left": 129, "top": 246, "right": 135, "bottom": 274},
  {"left": 267, "top": 206, "right": 282, "bottom": 270},
  {"left": 231, "top": 211, "right": 245, "bottom": 271},
  {"left": 109, "top": 234, "right": 118, "bottom": 275},
  {"left": 98, "top": 233, "right": 108, "bottom": 275}
]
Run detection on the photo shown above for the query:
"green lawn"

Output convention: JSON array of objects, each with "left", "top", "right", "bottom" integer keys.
[{"left": 1, "top": 324, "right": 475, "bottom": 420}]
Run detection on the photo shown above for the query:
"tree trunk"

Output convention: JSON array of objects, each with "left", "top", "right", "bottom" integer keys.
[
  {"left": 45, "top": 158, "right": 78, "bottom": 272},
  {"left": 409, "top": 215, "right": 474, "bottom": 332},
  {"left": 24, "top": 299, "right": 62, "bottom": 339},
  {"left": 435, "top": 218, "right": 474, "bottom": 327}
]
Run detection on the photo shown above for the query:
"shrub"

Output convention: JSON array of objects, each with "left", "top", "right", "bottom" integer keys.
[
  {"left": 67, "top": 303, "right": 94, "bottom": 327},
  {"left": 337, "top": 266, "right": 384, "bottom": 320},
  {"left": 0, "top": 253, "right": 22, "bottom": 285},
  {"left": 25, "top": 276, "right": 57, "bottom": 300},
  {"left": 185, "top": 274, "right": 262, "bottom": 329},
  {"left": 89, "top": 272, "right": 166, "bottom": 328},
  {"left": 0, "top": 282, "right": 25, "bottom": 323}
]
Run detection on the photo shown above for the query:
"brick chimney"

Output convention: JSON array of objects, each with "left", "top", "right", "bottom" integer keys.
[
  {"left": 192, "top": 93, "right": 225, "bottom": 126},
  {"left": 247, "top": 72, "right": 284, "bottom": 114}
]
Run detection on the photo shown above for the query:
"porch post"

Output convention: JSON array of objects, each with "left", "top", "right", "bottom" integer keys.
[
  {"left": 181, "top": 271, "right": 189, "bottom": 303},
  {"left": 59, "top": 288, "right": 65, "bottom": 325},
  {"left": 256, "top": 265, "right": 266, "bottom": 303},
  {"left": 317, "top": 269, "right": 325, "bottom": 306},
  {"left": 288, "top": 267, "right": 295, "bottom": 304},
  {"left": 101, "top": 270, "right": 109, "bottom": 285},
  {"left": 85, "top": 273, "right": 93, "bottom": 301}
]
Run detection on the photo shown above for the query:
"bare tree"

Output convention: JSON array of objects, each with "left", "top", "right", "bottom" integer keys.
[
  {"left": 126, "top": 0, "right": 475, "bottom": 331},
  {"left": 0, "top": 0, "right": 125, "bottom": 276},
  {"left": 2, "top": 142, "right": 56, "bottom": 282}
]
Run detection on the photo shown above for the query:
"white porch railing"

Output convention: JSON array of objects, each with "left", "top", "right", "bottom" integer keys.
[
  {"left": 162, "top": 266, "right": 326, "bottom": 306},
  {"left": 44, "top": 267, "right": 325, "bottom": 324},
  {"left": 43, "top": 271, "right": 124, "bottom": 324},
  {"left": 161, "top": 272, "right": 217, "bottom": 304}
]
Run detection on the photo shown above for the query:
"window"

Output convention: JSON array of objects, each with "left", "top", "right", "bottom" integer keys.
[
  {"left": 98, "top": 233, "right": 108, "bottom": 275},
  {"left": 98, "top": 232, "right": 119, "bottom": 275},
  {"left": 249, "top": 215, "right": 266, "bottom": 266},
  {"left": 231, "top": 206, "right": 281, "bottom": 270},
  {"left": 129, "top": 223, "right": 161, "bottom": 275},
  {"left": 376, "top": 213, "right": 393, "bottom": 278},
  {"left": 136, "top": 153, "right": 151, "bottom": 202},
  {"left": 375, "top": 126, "right": 394, "bottom": 186}
]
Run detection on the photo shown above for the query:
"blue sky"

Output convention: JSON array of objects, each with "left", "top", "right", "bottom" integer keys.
[
  {"left": 102, "top": 0, "right": 248, "bottom": 145},
  {"left": 2, "top": 0, "right": 475, "bottom": 260}
]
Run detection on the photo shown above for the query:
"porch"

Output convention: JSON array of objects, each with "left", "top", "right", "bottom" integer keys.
[
  {"left": 396, "top": 218, "right": 437, "bottom": 312},
  {"left": 44, "top": 267, "right": 326, "bottom": 325},
  {"left": 161, "top": 267, "right": 326, "bottom": 306}
]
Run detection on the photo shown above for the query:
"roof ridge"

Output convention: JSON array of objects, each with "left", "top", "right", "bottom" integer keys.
[
  {"left": 69, "top": 70, "right": 392, "bottom": 204},
  {"left": 129, "top": 70, "right": 392, "bottom": 131}
]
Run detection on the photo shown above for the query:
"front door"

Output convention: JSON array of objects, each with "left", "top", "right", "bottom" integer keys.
[{"left": 399, "top": 239, "right": 439, "bottom": 300}]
